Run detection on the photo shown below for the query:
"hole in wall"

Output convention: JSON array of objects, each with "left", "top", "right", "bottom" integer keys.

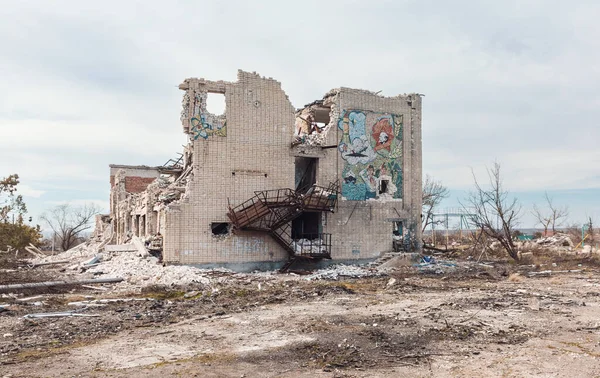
[
  {"left": 206, "top": 93, "right": 226, "bottom": 115},
  {"left": 211, "top": 222, "right": 230, "bottom": 236},
  {"left": 380, "top": 180, "right": 389, "bottom": 194},
  {"left": 313, "top": 107, "right": 330, "bottom": 124}
]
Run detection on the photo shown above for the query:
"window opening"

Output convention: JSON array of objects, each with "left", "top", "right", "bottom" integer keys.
[
  {"left": 211, "top": 222, "right": 230, "bottom": 235},
  {"left": 380, "top": 180, "right": 389, "bottom": 194},
  {"left": 206, "top": 93, "right": 226, "bottom": 115},
  {"left": 295, "top": 157, "right": 318, "bottom": 194}
]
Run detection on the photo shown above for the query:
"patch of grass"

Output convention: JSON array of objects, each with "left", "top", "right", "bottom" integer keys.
[
  {"left": 146, "top": 352, "right": 236, "bottom": 370},
  {"left": 508, "top": 273, "right": 525, "bottom": 282},
  {"left": 548, "top": 342, "right": 600, "bottom": 358},
  {"left": 528, "top": 249, "right": 600, "bottom": 269},
  {"left": 141, "top": 285, "right": 186, "bottom": 300},
  {"left": 315, "top": 278, "right": 389, "bottom": 294},
  {"left": 15, "top": 339, "right": 95, "bottom": 362}
]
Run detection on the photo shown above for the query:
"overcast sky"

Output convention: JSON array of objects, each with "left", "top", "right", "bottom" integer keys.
[{"left": 1, "top": 0, "right": 598, "bottom": 230}]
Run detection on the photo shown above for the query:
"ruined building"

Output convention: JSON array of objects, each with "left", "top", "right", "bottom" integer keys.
[{"left": 108, "top": 70, "right": 422, "bottom": 271}]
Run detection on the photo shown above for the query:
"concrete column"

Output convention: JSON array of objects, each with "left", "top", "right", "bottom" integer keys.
[
  {"left": 133, "top": 215, "right": 139, "bottom": 237},
  {"left": 140, "top": 215, "right": 146, "bottom": 237}
]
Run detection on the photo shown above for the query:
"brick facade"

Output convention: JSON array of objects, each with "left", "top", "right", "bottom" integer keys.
[
  {"left": 107, "top": 70, "right": 423, "bottom": 271},
  {"left": 110, "top": 176, "right": 158, "bottom": 194}
]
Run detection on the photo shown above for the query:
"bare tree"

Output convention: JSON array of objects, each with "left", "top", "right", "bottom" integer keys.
[
  {"left": 544, "top": 192, "right": 568, "bottom": 233},
  {"left": 586, "top": 217, "right": 595, "bottom": 245},
  {"left": 422, "top": 175, "right": 450, "bottom": 233},
  {"left": 462, "top": 162, "right": 521, "bottom": 261},
  {"left": 532, "top": 203, "right": 551, "bottom": 235},
  {"left": 532, "top": 193, "right": 568, "bottom": 235},
  {"left": 41, "top": 203, "right": 101, "bottom": 251}
]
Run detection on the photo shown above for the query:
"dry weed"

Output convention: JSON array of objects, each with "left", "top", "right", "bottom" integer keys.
[{"left": 508, "top": 273, "right": 524, "bottom": 282}]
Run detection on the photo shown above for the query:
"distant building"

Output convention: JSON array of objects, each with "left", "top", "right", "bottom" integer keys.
[{"left": 107, "top": 70, "right": 423, "bottom": 271}]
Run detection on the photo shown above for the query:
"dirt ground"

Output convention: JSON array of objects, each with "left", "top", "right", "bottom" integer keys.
[{"left": 2, "top": 253, "right": 600, "bottom": 377}]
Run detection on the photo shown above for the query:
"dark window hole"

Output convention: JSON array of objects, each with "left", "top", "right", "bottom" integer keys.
[{"left": 211, "top": 222, "right": 230, "bottom": 235}]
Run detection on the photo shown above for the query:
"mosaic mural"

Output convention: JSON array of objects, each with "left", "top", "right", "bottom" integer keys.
[
  {"left": 338, "top": 110, "right": 403, "bottom": 200},
  {"left": 185, "top": 91, "right": 227, "bottom": 140}
]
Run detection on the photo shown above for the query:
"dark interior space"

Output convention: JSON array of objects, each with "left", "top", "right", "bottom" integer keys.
[
  {"left": 211, "top": 222, "right": 230, "bottom": 235},
  {"left": 295, "top": 157, "right": 318, "bottom": 193},
  {"left": 292, "top": 212, "right": 321, "bottom": 239}
]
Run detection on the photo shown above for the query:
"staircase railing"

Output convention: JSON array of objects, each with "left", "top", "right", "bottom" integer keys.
[
  {"left": 289, "top": 233, "right": 332, "bottom": 259},
  {"left": 256, "top": 188, "right": 298, "bottom": 207},
  {"left": 270, "top": 222, "right": 295, "bottom": 256},
  {"left": 227, "top": 194, "right": 270, "bottom": 229},
  {"left": 227, "top": 181, "right": 339, "bottom": 266}
]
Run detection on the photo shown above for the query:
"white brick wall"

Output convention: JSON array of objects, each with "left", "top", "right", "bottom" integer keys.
[{"left": 160, "top": 72, "right": 422, "bottom": 266}]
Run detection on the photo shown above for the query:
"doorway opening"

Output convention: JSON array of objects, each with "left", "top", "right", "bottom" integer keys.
[
  {"left": 292, "top": 212, "right": 322, "bottom": 240},
  {"left": 295, "top": 157, "right": 318, "bottom": 194}
]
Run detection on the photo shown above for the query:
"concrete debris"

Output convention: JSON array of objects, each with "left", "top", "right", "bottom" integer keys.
[
  {"left": 29, "top": 238, "right": 260, "bottom": 290},
  {"left": 146, "top": 234, "right": 163, "bottom": 252},
  {"left": 23, "top": 312, "right": 100, "bottom": 319},
  {"left": 303, "top": 264, "right": 383, "bottom": 281},
  {"left": 81, "top": 285, "right": 109, "bottom": 291},
  {"left": 28, "top": 260, "right": 70, "bottom": 268},
  {"left": 507, "top": 233, "right": 581, "bottom": 254},
  {"left": 83, "top": 255, "right": 101, "bottom": 266},
  {"left": 104, "top": 244, "right": 137, "bottom": 252},
  {"left": 85, "top": 252, "right": 212, "bottom": 288},
  {"left": 533, "top": 233, "right": 574, "bottom": 248},
  {"left": 528, "top": 269, "right": 582, "bottom": 277},
  {"left": 0, "top": 278, "right": 124, "bottom": 293},
  {"left": 68, "top": 298, "right": 153, "bottom": 307},
  {"left": 414, "top": 260, "right": 458, "bottom": 275},
  {"left": 28, "top": 239, "right": 470, "bottom": 291},
  {"left": 131, "top": 237, "right": 149, "bottom": 257},
  {"left": 24, "top": 243, "right": 45, "bottom": 258},
  {"left": 15, "top": 296, "right": 44, "bottom": 303}
]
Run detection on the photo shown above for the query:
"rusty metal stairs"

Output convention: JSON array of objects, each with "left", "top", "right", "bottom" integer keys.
[{"left": 227, "top": 182, "right": 339, "bottom": 271}]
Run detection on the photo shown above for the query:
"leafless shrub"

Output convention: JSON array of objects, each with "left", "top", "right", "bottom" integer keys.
[
  {"left": 532, "top": 192, "right": 569, "bottom": 234},
  {"left": 41, "top": 203, "right": 101, "bottom": 251},
  {"left": 462, "top": 162, "right": 521, "bottom": 261},
  {"left": 422, "top": 175, "right": 449, "bottom": 233}
]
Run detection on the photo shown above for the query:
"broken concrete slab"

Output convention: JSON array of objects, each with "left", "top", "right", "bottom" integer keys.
[
  {"left": 378, "top": 253, "right": 422, "bottom": 269},
  {"left": 104, "top": 244, "right": 137, "bottom": 252}
]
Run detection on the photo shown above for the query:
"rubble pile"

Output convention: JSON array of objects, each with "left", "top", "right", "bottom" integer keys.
[
  {"left": 85, "top": 253, "right": 212, "bottom": 288},
  {"left": 534, "top": 233, "right": 574, "bottom": 248},
  {"left": 30, "top": 241, "right": 389, "bottom": 289},
  {"left": 414, "top": 258, "right": 458, "bottom": 275},
  {"left": 304, "top": 264, "right": 382, "bottom": 281},
  {"left": 28, "top": 240, "right": 235, "bottom": 290},
  {"left": 490, "top": 233, "right": 579, "bottom": 254}
]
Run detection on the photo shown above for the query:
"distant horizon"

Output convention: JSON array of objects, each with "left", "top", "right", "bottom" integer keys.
[{"left": 424, "top": 227, "right": 582, "bottom": 234}]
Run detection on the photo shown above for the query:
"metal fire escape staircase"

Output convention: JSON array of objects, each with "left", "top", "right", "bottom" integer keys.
[{"left": 227, "top": 182, "right": 339, "bottom": 272}]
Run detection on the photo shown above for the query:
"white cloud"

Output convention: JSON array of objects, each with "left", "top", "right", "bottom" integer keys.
[
  {"left": 43, "top": 199, "right": 110, "bottom": 213},
  {"left": 0, "top": 0, "right": 598, "bottom": 227},
  {"left": 17, "top": 184, "right": 45, "bottom": 198}
]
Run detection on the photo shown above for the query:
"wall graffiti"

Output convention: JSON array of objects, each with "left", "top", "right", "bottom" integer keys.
[
  {"left": 339, "top": 110, "right": 403, "bottom": 201},
  {"left": 233, "top": 237, "right": 268, "bottom": 254},
  {"left": 188, "top": 91, "right": 227, "bottom": 140}
]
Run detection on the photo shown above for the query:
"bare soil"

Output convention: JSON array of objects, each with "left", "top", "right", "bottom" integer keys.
[{"left": 2, "top": 253, "right": 600, "bottom": 377}]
